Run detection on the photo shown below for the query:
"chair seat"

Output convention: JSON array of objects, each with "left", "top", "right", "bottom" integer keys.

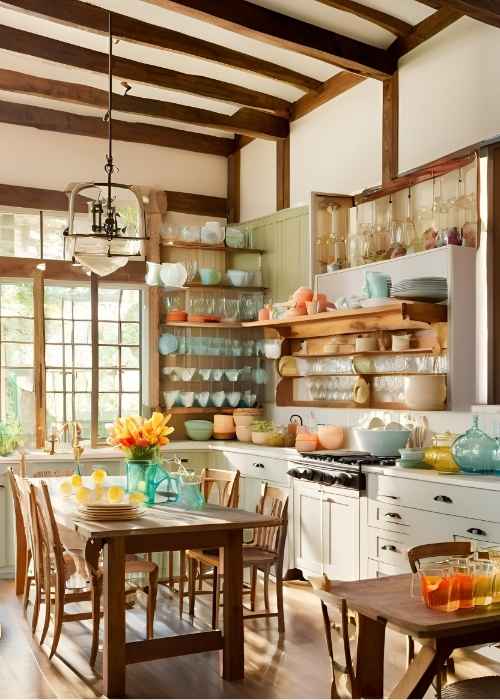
[
  {"left": 186, "top": 545, "right": 276, "bottom": 570},
  {"left": 442, "top": 676, "right": 500, "bottom": 698}
]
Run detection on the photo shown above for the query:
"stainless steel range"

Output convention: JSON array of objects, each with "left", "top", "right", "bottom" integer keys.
[{"left": 287, "top": 450, "right": 398, "bottom": 492}]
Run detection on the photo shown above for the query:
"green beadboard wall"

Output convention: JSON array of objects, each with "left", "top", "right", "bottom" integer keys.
[{"left": 235, "top": 206, "right": 310, "bottom": 302}]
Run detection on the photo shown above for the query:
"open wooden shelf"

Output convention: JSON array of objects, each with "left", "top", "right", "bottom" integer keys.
[
  {"left": 161, "top": 242, "right": 264, "bottom": 254},
  {"left": 279, "top": 371, "right": 448, "bottom": 379},
  {"left": 243, "top": 302, "right": 447, "bottom": 339},
  {"left": 291, "top": 347, "right": 442, "bottom": 358},
  {"left": 161, "top": 406, "right": 236, "bottom": 414},
  {"left": 162, "top": 321, "right": 244, "bottom": 329}
]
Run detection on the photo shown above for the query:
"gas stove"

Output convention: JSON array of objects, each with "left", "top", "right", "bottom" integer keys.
[{"left": 287, "top": 451, "right": 398, "bottom": 492}]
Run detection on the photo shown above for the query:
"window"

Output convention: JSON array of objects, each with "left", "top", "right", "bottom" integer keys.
[
  {"left": 0, "top": 281, "right": 35, "bottom": 443},
  {"left": 98, "top": 288, "right": 141, "bottom": 438},
  {"left": 0, "top": 209, "right": 87, "bottom": 260},
  {"left": 44, "top": 285, "right": 92, "bottom": 439}
]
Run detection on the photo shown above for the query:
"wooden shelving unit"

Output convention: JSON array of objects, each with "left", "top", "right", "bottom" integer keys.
[
  {"left": 161, "top": 242, "right": 265, "bottom": 254},
  {"left": 162, "top": 406, "right": 235, "bottom": 415},
  {"left": 163, "top": 321, "right": 244, "bottom": 329}
]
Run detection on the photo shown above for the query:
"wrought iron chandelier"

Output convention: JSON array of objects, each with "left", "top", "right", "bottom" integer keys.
[{"left": 63, "top": 12, "right": 149, "bottom": 271}]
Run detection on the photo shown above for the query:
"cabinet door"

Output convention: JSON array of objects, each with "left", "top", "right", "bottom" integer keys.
[
  {"left": 323, "top": 493, "right": 360, "bottom": 581},
  {"left": 293, "top": 481, "right": 323, "bottom": 577},
  {"left": 0, "top": 476, "right": 8, "bottom": 570}
]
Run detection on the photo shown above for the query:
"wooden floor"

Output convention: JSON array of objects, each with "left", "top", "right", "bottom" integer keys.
[{"left": 2, "top": 578, "right": 500, "bottom": 698}]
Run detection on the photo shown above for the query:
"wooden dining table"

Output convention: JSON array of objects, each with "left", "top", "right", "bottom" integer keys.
[
  {"left": 35, "top": 480, "right": 280, "bottom": 699},
  {"left": 313, "top": 574, "right": 500, "bottom": 699}
]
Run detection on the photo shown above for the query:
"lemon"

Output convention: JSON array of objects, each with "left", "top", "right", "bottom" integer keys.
[
  {"left": 128, "top": 491, "right": 145, "bottom": 506},
  {"left": 71, "top": 473, "right": 82, "bottom": 489},
  {"left": 91, "top": 468, "right": 107, "bottom": 485},
  {"left": 58, "top": 480, "right": 72, "bottom": 498},
  {"left": 75, "top": 486, "right": 92, "bottom": 505},
  {"left": 107, "top": 485, "right": 125, "bottom": 504}
]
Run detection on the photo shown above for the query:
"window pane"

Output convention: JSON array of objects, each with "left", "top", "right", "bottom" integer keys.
[
  {"left": 74, "top": 370, "right": 92, "bottom": 392},
  {"left": 74, "top": 345, "right": 91, "bottom": 368},
  {"left": 2, "top": 343, "right": 33, "bottom": 367},
  {"left": 1, "top": 317, "right": 33, "bottom": 342},
  {"left": 0, "top": 282, "right": 34, "bottom": 317},
  {"left": 99, "top": 346, "right": 119, "bottom": 368},
  {"left": 120, "top": 290, "right": 140, "bottom": 321},
  {"left": 46, "top": 392, "right": 64, "bottom": 424},
  {"left": 121, "top": 393, "right": 140, "bottom": 416},
  {"left": 64, "top": 345, "right": 73, "bottom": 367},
  {"left": 98, "top": 288, "right": 121, "bottom": 321},
  {"left": 99, "top": 322, "right": 119, "bottom": 344},
  {"left": 0, "top": 212, "right": 40, "bottom": 258},
  {"left": 121, "top": 370, "right": 140, "bottom": 392},
  {"left": 42, "top": 214, "right": 65, "bottom": 260},
  {"left": 121, "top": 346, "right": 140, "bottom": 369},
  {"left": 121, "top": 323, "right": 139, "bottom": 345},
  {"left": 46, "top": 370, "right": 63, "bottom": 392},
  {"left": 99, "top": 369, "right": 118, "bottom": 392},
  {"left": 46, "top": 344, "right": 63, "bottom": 367},
  {"left": 74, "top": 321, "right": 91, "bottom": 344},
  {"left": 99, "top": 393, "right": 119, "bottom": 422},
  {"left": 2, "top": 368, "right": 34, "bottom": 427},
  {"left": 45, "top": 320, "right": 63, "bottom": 343}
]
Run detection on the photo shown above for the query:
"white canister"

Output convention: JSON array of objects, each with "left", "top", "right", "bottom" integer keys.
[{"left": 404, "top": 375, "right": 447, "bottom": 410}]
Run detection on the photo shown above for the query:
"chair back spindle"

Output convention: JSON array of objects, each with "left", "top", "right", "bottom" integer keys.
[{"left": 200, "top": 468, "right": 240, "bottom": 508}]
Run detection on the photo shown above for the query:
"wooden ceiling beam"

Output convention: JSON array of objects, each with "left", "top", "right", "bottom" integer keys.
[
  {"left": 0, "top": 69, "right": 289, "bottom": 140},
  {"left": 313, "top": 0, "right": 413, "bottom": 37},
  {"left": 390, "top": 7, "right": 463, "bottom": 58},
  {"left": 436, "top": 1, "right": 500, "bottom": 29},
  {"left": 291, "top": 70, "right": 365, "bottom": 121},
  {"left": 0, "top": 24, "right": 291, "bottom": 115},
  {"left": 141, "top": 0, "right": 397, "bottom": 79},
  {"left": 0, "top": 99, "right": 234, "bottom": 156},
  {"left": 0, "top": 0, "right": 320, "bottom": 93},
  {"left": 0, "top": 183, "right": 87, "bottom": 212}
]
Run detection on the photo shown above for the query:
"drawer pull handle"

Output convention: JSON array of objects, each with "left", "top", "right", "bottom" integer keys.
[
  {"left": 380, "top": 494, "right": 399, "bottom": 500},
  {"left": 434, "top": 495, "right": 453, "bottom": 503},
  {"left": 381, "top": 545, "right": 397, "bottom": 552},
  {"left": 253, "top": 463, "right": 265, "bottom": 469},
  {"left": 467, "top": 527, "right": 487, "bottom": 536},
  {"left": 384, "top": 512, "right": 402, "bottom": 520}
]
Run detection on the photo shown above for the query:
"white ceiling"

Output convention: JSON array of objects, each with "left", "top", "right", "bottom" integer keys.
[{"left": 0, "top": 0, "right": 437, "bottom": 141}]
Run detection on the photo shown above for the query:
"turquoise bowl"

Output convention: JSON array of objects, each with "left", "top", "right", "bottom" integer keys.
[
  {"left": 185, "top": 420, "right": 214, "bottom": 441},
  {"left": 199, "top": 268, "right": 222, "bottom": 285}
]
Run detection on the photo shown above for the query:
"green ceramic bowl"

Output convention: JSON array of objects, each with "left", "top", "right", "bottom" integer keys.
[
  {"left": 184, "top": 420, "right": 214, "bottom": 441},
  {"left": 199, "top": 268, "right": 222, "bottom": 285}
]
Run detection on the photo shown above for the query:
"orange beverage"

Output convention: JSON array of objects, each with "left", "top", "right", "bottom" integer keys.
[
  {"left": 448, "top": 558, "right": 474, "bottom": 609},
  {"left": 420, "top": 569, "right": 459, "bottom": 612}
]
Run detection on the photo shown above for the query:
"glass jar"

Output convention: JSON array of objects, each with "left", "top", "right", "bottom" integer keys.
[
  {"left": 423, "top": 432, "right": 459, "bottom": 473},
  {"left": 451, "top": 416, "right": 496, "bottom": 474}
]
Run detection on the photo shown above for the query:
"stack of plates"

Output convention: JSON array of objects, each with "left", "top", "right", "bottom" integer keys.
[
  {"left": 390, "top": 277, "right": 448, "bottom": 303},
  {"left": 77, "top": 503, "right": 145, "bottom": 521}
]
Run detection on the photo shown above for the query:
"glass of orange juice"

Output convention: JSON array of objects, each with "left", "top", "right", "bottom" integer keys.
[
  {"left": 419, "top": 565, "right": 459, "bottom": 612},
  {"left": 448, "top": 558, "right": 474, "bottom": 609},
  {"left": 471, "top": 561, "right": 495, "bottom": 606}
]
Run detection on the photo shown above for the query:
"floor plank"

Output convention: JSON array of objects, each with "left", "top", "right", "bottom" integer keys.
[{"left": 2, "top": 578, "right": 500, "bottom": 698}]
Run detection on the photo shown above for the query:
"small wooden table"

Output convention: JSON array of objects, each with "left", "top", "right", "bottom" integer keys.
[
  {"left": 313, "top": 574, "right": 500, "bottom": 699},
  {"left": 43, "top": 484, "right": 279, "bottom": 698}
]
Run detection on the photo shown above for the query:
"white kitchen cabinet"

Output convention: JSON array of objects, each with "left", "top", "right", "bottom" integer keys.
[
  {"left": 323, "top": 491, "right": 360, "bottom": 581},
  {"left": 0, "top": 474, "right": 14, "bottom": 579},
  {"left": 292, "top": 479, "right": 360, "bottom": 580}
]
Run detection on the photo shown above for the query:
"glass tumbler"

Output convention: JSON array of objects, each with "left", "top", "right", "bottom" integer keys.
[
  {"left": 471, "top": 560, "right": 495, "bottom": 606},
  {"left": 418, "top": 565, "right": 459, "bottom": 612},
  {"left": 448, "top": 558, "right": 474, "bottom": 609}
]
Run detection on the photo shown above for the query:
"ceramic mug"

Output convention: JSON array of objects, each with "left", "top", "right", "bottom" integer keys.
[
  {"left": 364, "top": 271, "right": 391, "bottom": 298},
  {"left": 196, "top": 391, "right": 210, "bottom": 408},
  {"left": 227, "top": 391, "right": 241, "bottom": 408},
  {"left": 145, "top": 261, "right": 161, "bottom": 286},
  {"left": 355, "top": 336, "right": 378, "bottom": 352},
  {"left": 180, "top": 391, "right": 195, "bottom": 408},
  {"left": 404, "top": 375, "right": 447, "bottom": 410},
  {"left": 392, "top": 334, "right": 411, "bottom": 351},
  {"left": 352, "top": 376, "right": 370, "bottom": 404},
  {"left": 164, "top": 390, "right": 179, "bottom": 409}
]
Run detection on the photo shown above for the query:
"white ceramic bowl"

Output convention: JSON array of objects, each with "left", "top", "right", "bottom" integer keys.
[
  {"left": 163, "top": 390, "right": 179, "bottom": 409},
  {"left": 227, "top": 269, "right": 253, "bottom": 287},
  {"left": 264, "top": 339, "right": 283, "bottom": 359},
  {"left": 353, "top": 428, "right": 411, "bottom": 457}
]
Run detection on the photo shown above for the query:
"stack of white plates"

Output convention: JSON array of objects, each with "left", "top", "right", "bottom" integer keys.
[
  {"left": 390, "top": 277, "right": 448, "bottom": 303},
  {"left": 77, "top": 503, "right": 145, "bottom": 521}
]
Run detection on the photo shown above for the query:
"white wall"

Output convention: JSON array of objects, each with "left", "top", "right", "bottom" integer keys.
[
  {"left": 290, "top": 79, "right": 383, "bottom": 206},
  {"left": 399, "top": 17, "right": 500, "bottom": 173},
  {"left": 240, "top": 139, "right": 277, "bottom": 221},
  {"left": 0, "top": 123, "right": 227, "bottom": 197}
]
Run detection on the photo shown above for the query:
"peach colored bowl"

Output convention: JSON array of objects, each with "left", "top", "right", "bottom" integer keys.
[
  {"left": 318, "top": 425, "right": 345, "bottom": 450},
  {"left": 292, "top": 287, "right": 314, "bottom": 304}
]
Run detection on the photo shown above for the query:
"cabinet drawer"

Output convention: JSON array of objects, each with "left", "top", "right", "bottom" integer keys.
[
  {"left": 223, "top": 451, "right": 289, "bottom": 484},
  {"left": 369, "top": 474, "right": 500, "bottom": 524},
  {"left": 367, "top": 558, "right": 401, "bottom": 578},
  {"left": 367, "top": 529, "right": 411, "bottom": 572},
  {"left": 368, "top": 500, "right": 451, "bottom": 541}
]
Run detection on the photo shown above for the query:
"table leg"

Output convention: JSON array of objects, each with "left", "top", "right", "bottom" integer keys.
[
  {"left": 103, "top": 537, "right": 126, "bottom": 698},
  {"left": 389, "top": 642, "right": 449, "bottom": 699},
  {"left": 355, "top": 613, "right": 386, "bottom": 698},
  {"left": 222, "top": 529, "right": 244, "bottom": 681}
]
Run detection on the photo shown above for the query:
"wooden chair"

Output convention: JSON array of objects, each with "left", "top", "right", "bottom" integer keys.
[
  {"left": 178, "top": 468, "right": 240, "bottom": 619},
  {"left": 186, "top": 483, "right": 288, "bottom": 633},
  {"left": 28, "top": 479, "right": 159, "bottom": 665},
  {"left": 310, "top": 575, "right": 357, "bottom": 699},
  {"left": 407, "top": 541, "right": 473, "bottom": 698}
]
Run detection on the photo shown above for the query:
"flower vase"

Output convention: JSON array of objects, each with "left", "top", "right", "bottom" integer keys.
[{"left": 126, "top": 459, "right": 152, "bottom": 498}]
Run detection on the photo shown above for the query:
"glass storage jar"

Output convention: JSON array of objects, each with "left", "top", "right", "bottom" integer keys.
[
  {"left": 452, "top": 416, "right": 496, "bottom": 474},
  {"left": 424, "top": 432, "right": 459, "bottom": 473}
]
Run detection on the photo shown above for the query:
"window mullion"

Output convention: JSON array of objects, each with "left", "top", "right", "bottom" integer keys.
[{"left": 33, "top": 269, "right": 46, "bottom": 448}]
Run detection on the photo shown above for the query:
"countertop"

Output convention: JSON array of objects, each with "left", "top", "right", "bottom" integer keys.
[
  {"left": 0, "top": 441, "right": 302, "bottom": 465},
  {"left": 363, "top": 465, "right": 500, "bottom": 491}
]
